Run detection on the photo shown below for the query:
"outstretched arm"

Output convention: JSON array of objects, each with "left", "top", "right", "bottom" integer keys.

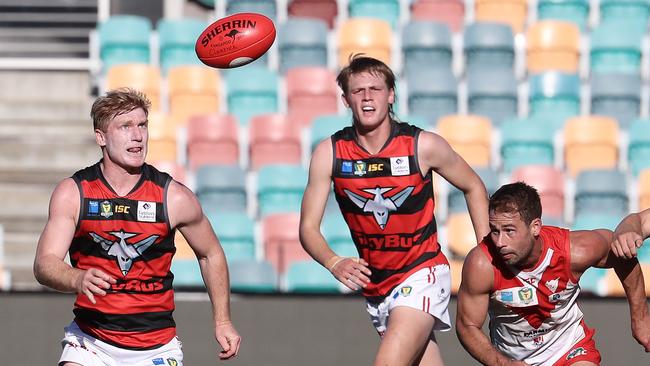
[
  {"left": 456, "top": 247, "right": 529, "bottom": 366},
  {"left": 612, "top": 208, "right": 650, "bottom": 259},
  {"left": 168, "top": 180, "right": 241, "bottom": 360},
  {"left": 299, "top": 139, "right": 371, "bottom": 291},
  {"left": 418, "top": 131, "right": 490, "bottom": 242},
  {"left": 572, "top": 230, "right": 650, "bottom": 352},
  {"left": 34, "top": 178, "right": 116, "bottom": 304}
]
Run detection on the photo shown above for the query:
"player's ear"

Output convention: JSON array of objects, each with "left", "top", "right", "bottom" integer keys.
[
  {"left": 95, "top": 128, "right": 106, "bottom": 147},
  {"left": 530, "top": 217, "right": 542, "bottom": 236},
  {"left": 341, "top": 93, "right": 350, "bottom": 109},
  {"left": 388, "top": 88, "right": 395, "bottom": 104}
]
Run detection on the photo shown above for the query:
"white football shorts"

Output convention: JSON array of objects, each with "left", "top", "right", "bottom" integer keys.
[
  {"left": 366, "top": 264, "right": 452, "bottom": 337},
  {"left": 58, "top": 321, "right": 183, "bottom": 366}
]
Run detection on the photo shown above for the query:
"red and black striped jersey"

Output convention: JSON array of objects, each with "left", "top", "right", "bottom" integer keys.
[
  {"left": 70, "top": 161, "right": 177, "bottom": 350},
  {"left": 331, "top": 122, "right": 448, "bottom": 303}
]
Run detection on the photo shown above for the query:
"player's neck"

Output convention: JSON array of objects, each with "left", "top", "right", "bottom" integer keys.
[
  {"left": 518, "top": 237, "right": 544, "bottom": 272},
  {"left": 354, "top": 118, "right": 393, "bottom": 155},
  {"left": 100, "top": 159, "right": 142, "bottom": 196}
]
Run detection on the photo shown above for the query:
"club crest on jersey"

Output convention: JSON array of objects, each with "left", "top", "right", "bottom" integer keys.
[
  {"left": 518, "top": 287, "right": 534, "bottom": 304},
  {"left": 545, "top": 277, "right": 559, "bottom": 293},
  {"left": 354, "top": 161, "right": 367, "bottom": 176},
  {"left": 344, "top": 186, "right": 415, "bottom": 229},
  {"left": 166, "top": 358, "right": 178, "bottom": 366},
  {"left": 100, "top": 200, "right": 113, "bottom": 218},
  {"left": 400, "top": 286, "right": 413, "bottom": 297},
  {"left": 89, "top": 230, "right": 159, "bottom": 276},
  {"left": 566, "top": 347, "right": 587, "bottom": 360}
]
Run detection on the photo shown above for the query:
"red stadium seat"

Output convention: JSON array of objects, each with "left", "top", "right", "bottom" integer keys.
[
  {"left": 286, "top": 67, "right": 339, "bottom": 127},
  {"left": 410, "top": 0, "right": 465, "bottom": 33},
  {"left": 263, "top": 213, "right": 312, "bottom": 274},
  {"left": 248, "top": 113, "right": 302, "bottom": 170},
  {"left": 149, "top": 160, "right": 187, "bottom": 185},
  {"left": 510, "top": 165, "right": 565, "bottom": 219},
  {"left": 287, "top": 0, "right": 338, "bottom": 29},
  {"left": 186, "top": 114, "right": 240, "bottom": 170}
]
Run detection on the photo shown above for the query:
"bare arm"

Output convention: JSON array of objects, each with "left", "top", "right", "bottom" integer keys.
[
  {"left": 456, "top": 247, "right": 528, "bottom": 366},
  {"left": 612, "top": 208, "right": 650, "bottom": 259},
  {"left": 33, "top": 178, "right": 116, "bottom": 303},
  {"left": 418, "top": 131, "right": 490, "bottom": 242},
  {"left": 571, "top": 230, "right": 650, "bottom": 352},
  {"left": 299, "top": 139, "right": 371, "bottom": 291},
  {"left": 168, "top": 180, "right": 240, "bottom": 359}
]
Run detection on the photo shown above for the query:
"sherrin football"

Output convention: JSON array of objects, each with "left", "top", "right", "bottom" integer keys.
[{"left": 195, "top": 12, "right": 276, "bottom": 69}]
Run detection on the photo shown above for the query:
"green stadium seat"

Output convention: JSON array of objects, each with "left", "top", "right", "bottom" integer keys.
[
  {"left": 206, "top": 212, "right": 256, "bottom": 262},
  {"left": 195, "top": 165, "right": 247, "bottom": 213},
  {"left": 348, "top": 0, "right": 400, "bottom": 29},
  {"left": 226, "top": 0, "right": 277, "bottom": 21},
  {"left": 448, "top": 167, "right": 498, "bottom": 214},
  {"left": 528, "top": 71, "right": 580, "bottom": 131},
  {"left": 407, "top": 68, "right": 457, "bottom": 127},
  {"left": 226, "top": 66, "right": 278, "bottom": 126},
  {"left": 466, "top": 67, "right": 517, "bottom": 126},
  {"left": 310, "top": 114, "right": 351, "bottom": 151},
  {"left": 98, "top": 15, "right": 151, "bottom": 72},
  {"left": 537, "top": 0, "right": 589, "bottom": 30},
  {"left": 257, "top": 164, "right": 308, "bottom": 216},
  {"left": 171, "top": 258, "right": 204, "bottom": 288},
  {"left": 599, "top": 0, "right": 650, "bottom": 30},
  {"left": 628, "top": 119, "right": 650, "bottom": 176},
  {"left": 590, "top": 20, "right": 643, "bottom": 74},
  {"left": 402, "top": 21, "right": 452, "bottom": 77},
  {"left": 157, "top": 18, "right": 206, "bottom": 74},
  {"left": 580, "top": 267, "right": 607, "bottom": 295},
  {"left": 230, "top": 259, "right": 278, "bottom": 293},
  {"left": 322, "top": 212, "right": 358, "bottom": 257},
  {"left": 463, "top": 22, "right": 514, "bottom": 74},
  {"left": 285, "top": 260, "right": 341, "bottom": 293},
  {"left": 590, "top": 72, "right": 641, "bottom": 128},
  {"left": 500, "top": 117, "right": 555, "bottom": 173},
  {"left": 278, "top": 18, "right": 328, "bottom": 74},
  {"left": 574, "top": 169, "right": 628, "bottom": 218}
]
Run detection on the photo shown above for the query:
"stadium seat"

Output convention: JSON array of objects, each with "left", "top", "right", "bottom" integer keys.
[
  {"left": 174, "top": 231, "right": 194, "bottom": 259},
  {"left": 98, "top": 15, "right": 151, "bottom": 72},
  {"left": 149, "top": 160, "right": 186, "bottom": 185},
  {"left": 106, "top": 64, "right": 161, "bottom": 111},
  {"left": 402, "top": 21, "right": 453, "bottom": 77},
  {"left": 310, "top": 114, "right": 351, "bottom": 151},
  {"left": 466, "top": 67, "right": 518, "bottom": 126},
  {"left": 590, "top": 73, "right": 641, "bottom": 128},
  {"left": 277, "top": 18, "right": 328, "bottom": 74},
  {"left": 628, "top": 119, "right": 650, "bottom": 177},
  {"left": 286, "top": 67, "right": 339, "bottom": 127},
  {"left": 263, "top": 213, "right": 312, "bottom": 274},
  {"left": 248, "top": 114, "right": 302, "bottom": 170},
  {"left": 580, "top": 267, "right": 607, "bottom": 295},
  {"left": 226, "top": 66, "right": 278, "bottom": 126},
  {"left": 447, "top": 212, "right": 479, "bottom": 258},
  {"left": 563, "top": 116, "right": 619, "bottom": 177},
  {"left": 572, "top": 213, "right": 620, "bottom": 231},
  {"left": 167, "top": 66, "right": 220, "bottom": 123},
  {"left": 348, "top": 0, "right": 400, "bottom": 29},
  {"left": 286, "top": 260, "right": 341, "bottom": 293},
  {"left": 287, "top": 0, "right": 338, "bottom": 29},
  {"left": 338, "top": 18, "right": 393, "bottom": 67},
  {"left": 463, "top": 22, "right": 515, "bottom": 74},
  {"left": 599, "top": 0, "right": 650, "bottom": 30},
  {"left": 229, "top": 259, "right": 278, "bottom": 293},
  {"left": 322, "top": 212, "right": 358, "bottom": 257},
  {"left": 474, "top": 0, "right": 528, "bottom": 33},
  {"left": 195, "top": 165, "right": 247, "bottom": 213},
  {"left": 574, "top": 169, "right": 628, "bottom": 218},
  {"left": 447, "top": 166, "right": 498, "bottom": 214},
  {"left": 510, "top": 165, "right": 565, "bottom": 220},
  {"left": 257, "top": 164, "right": 308, "bottom": 216},
  {"left": 436, "top": 115, "right": 492, "bottom": 167},
  {"left": 226, "top": 0, "right": 277, "bottom": 21},
  {"left": 186, "top": 114, "right": 240, "bottom": 170},
  {"left": 157, "top": 18, "right": 205, "bottom": 74},
  {"left": 537, "top": 0, "right": 589, "bottom": 30},
  {"left": 146, "top": 112, "right": 177, "bottom": 163},
  {"left": 526, "top": 21, "right": 580, "bottom": 74},
  {"left": 639, "top": 169, "right": 650, "bottom": 210},
  {"left": 590, "top": 20, "right": 643, "bottom": 74},
  {"left": 407, "top": 68, "right": 458, "bottom": 127},
  {"left": 410, "top": 0, "right": 465, "bottom": 33},
  {"left": 603, "top": 264, "right": 650, "bottom": 297},
  {"left": 500, "top": 117, "right": 555, "bottom": 173},
  {"left": 528, "top": 72, "right": 580, "bottom": 131},
  {"left": 171, "top": 259, "right": 204, "bottom": 288},
  {"left": 206, "top": 211, "right": 256, "bottom": 262},
  {"left": 449, "top": 258, "right": 464, "bottom": 294}
]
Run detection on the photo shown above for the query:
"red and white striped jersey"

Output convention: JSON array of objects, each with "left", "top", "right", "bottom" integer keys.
[{"left": 479, "top": 226, "right": 594, "bottom": 366}]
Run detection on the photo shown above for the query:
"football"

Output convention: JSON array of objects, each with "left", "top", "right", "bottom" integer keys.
[{"left": 195, "top": 12, "right": 276, "bottom": 69}]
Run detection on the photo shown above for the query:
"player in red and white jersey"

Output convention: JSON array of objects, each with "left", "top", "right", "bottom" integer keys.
[
  {"left": 456, "top": 182, "right": 650, "bottom": 366},
  {"left": 34, "top": 88, "right": 240, "bottom": 365},
  {"left": 300, "top": 55, "right": 489, "bottom": 365}
]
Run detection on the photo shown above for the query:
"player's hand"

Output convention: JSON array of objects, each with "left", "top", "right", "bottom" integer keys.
[
  {"left": 611, "top": 231, "right": 644, "bottom": 259},
  {"left": 632, "top": 315, "right": 650, "bottom": 352},
  {"left": 75, "top": 268, "right": 116, "bottom": 304},
  {"left": 327, "top": 256, "right": 372, "bottom": 291},
  {"left": 215, "top": 320, "right": 241, "bottom": 360}
]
